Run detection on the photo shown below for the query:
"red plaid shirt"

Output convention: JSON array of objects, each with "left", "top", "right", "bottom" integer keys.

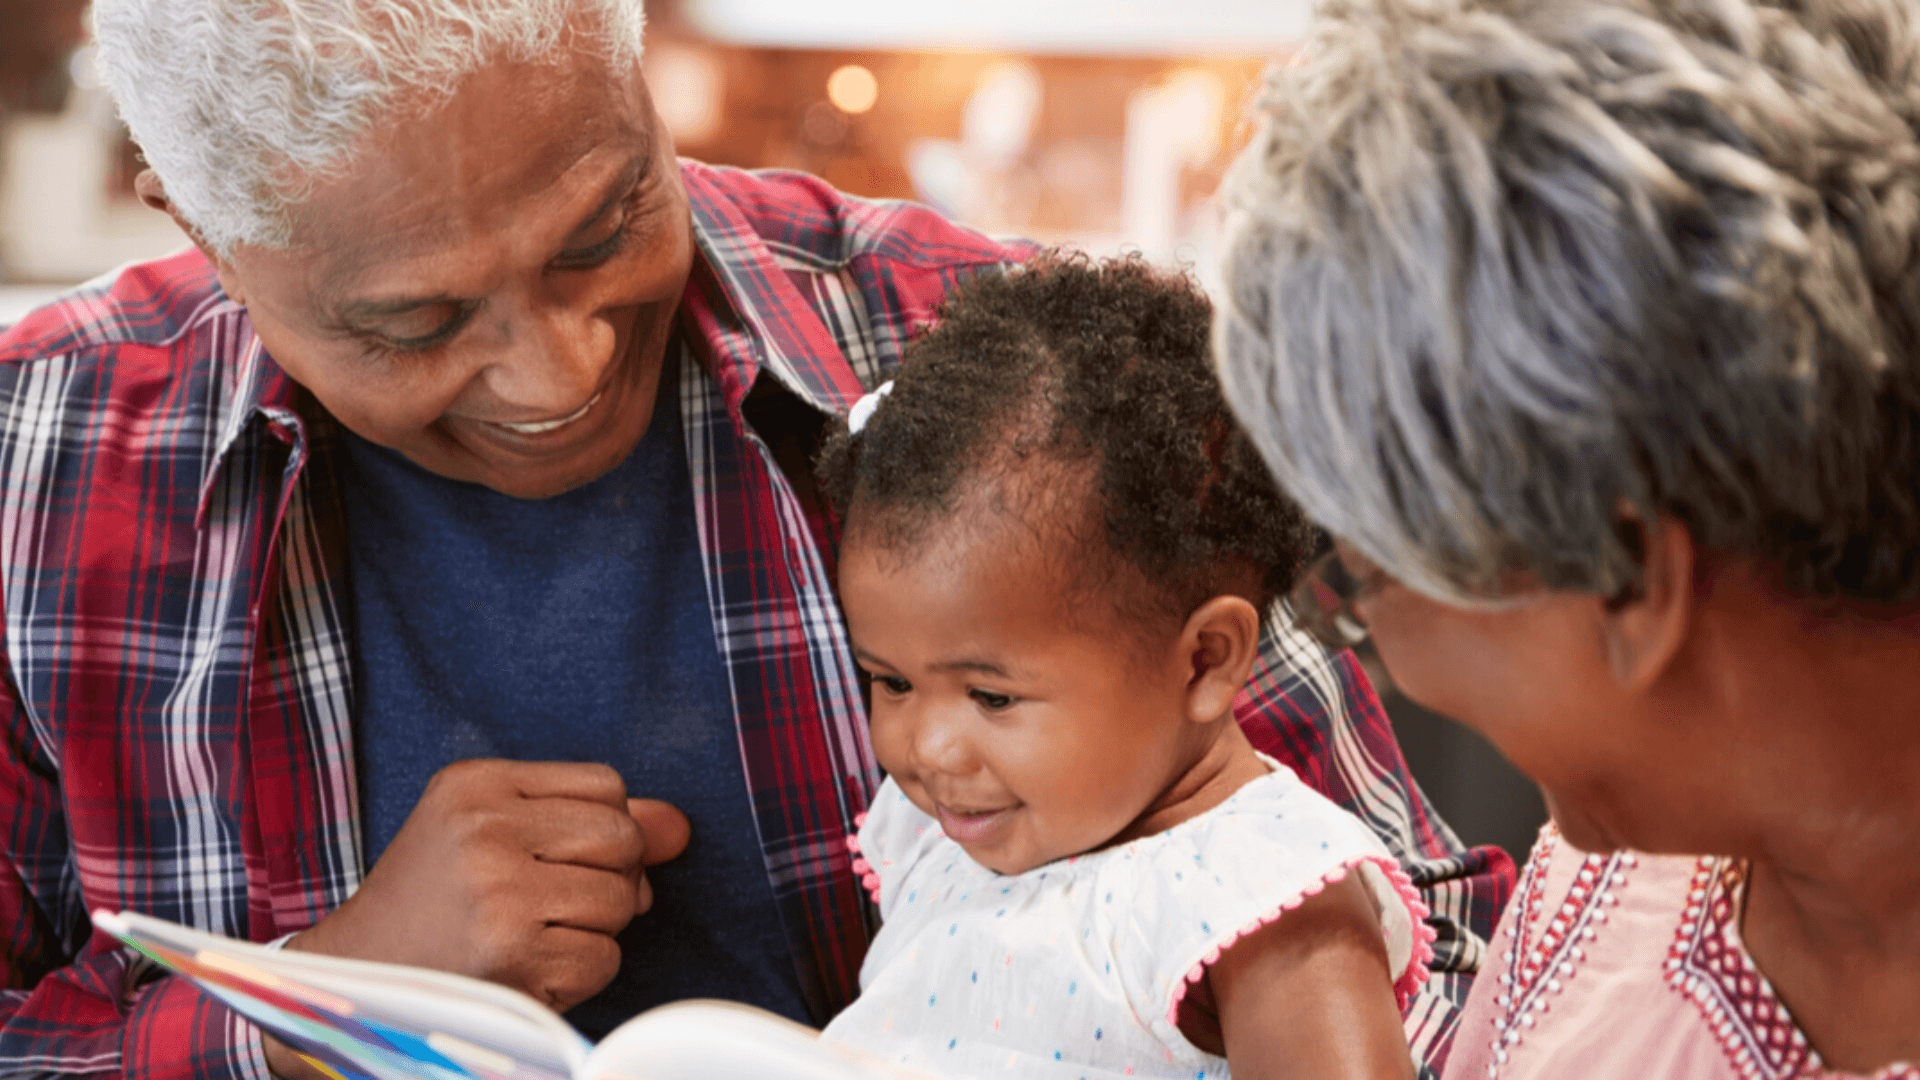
[{"left": 0, "top": 163, "right": 1512, "bottom": 1080}]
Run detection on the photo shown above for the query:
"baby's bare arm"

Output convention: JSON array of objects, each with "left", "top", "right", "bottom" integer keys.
[{"left": 1201, "top": 875, "right": 1416, "bottom": 1080}]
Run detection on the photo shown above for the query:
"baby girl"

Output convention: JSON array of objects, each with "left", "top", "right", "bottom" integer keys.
[{"left": 815, "top": 254, "right": 1434, "bottom": 1080}]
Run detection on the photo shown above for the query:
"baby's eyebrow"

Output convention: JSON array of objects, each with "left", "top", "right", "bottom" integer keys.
[{"left": 934, "top": 657, "right": 1013, "bottom": 678}]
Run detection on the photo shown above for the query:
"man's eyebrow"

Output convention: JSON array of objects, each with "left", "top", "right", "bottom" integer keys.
[
  {"left": 327, "top": 147, "right": 653, "bottom": 327},
  {"left": 561, "top": 149, "right": 650, "bottom": 245},
  {"left": 332, "top": 293, "right": 466, "bottom": 325}
]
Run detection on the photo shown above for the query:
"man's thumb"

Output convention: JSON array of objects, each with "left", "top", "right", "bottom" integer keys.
[{"left": 627, "top": 798, "right": 692, "bottom": 865}]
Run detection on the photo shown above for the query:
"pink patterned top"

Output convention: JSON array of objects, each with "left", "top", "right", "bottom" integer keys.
[{"left": 1446, "top": 825, "right": 1917, "bottom": 1080}]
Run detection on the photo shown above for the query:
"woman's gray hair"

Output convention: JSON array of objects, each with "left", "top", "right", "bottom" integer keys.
[
  {"left": 92, "top": 0, "right": 647, "bottom": 255},
  {"left": 1217, "top": 0, "right": 1920, "bottom": 606}
]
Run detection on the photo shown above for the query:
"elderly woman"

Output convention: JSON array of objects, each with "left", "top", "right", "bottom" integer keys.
[{"left": 1217, "top": 0, "right": 1920, "bottom": 1075}]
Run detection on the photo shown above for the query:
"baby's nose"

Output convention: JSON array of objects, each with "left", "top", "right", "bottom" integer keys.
[{"left": 910, "top": 709, "right": 978, "bottom": 774}]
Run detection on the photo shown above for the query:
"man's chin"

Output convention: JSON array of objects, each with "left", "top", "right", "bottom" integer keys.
[
  {"left": 476, "top": 447, "right": 640, "bottom": 499},
  {"left": 398, "top": 427, "right": 647, "bottom": 499},
  {"left": 411, "top": 392, "right": 660, "bottom": 497}
]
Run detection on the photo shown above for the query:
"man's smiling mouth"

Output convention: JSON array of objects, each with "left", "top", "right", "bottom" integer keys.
[{"left": 490, "top": 391, "right": 603, "bottom": 434}]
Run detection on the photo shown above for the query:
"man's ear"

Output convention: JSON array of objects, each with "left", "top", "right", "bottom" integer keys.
[
  {"left": 135, "top": 169, "right": 248, "bottom": 305},
  {"left": 1599, "top": 513, "right": 1695, "bottom": 690},
  {"left": 1178, "top": 595, "right": 1263, "bottom": 723}
]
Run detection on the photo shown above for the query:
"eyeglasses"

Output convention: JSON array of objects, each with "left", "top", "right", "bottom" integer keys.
[{"left": 1286, "top": 547, "right": 1389, "bottom": 652}]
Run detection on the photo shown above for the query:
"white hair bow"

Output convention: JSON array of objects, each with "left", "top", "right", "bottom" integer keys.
[{"left": 847, "top": 380, "right": 895, "bottom": 435}]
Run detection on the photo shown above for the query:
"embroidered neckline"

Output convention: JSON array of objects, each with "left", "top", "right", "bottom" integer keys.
[
  {"left": 1668, "top": 858, "right": 1919, "bottom": 1080},
  {"left": 1481, "top": 824, "right": 1637, "bottom": 1079}
]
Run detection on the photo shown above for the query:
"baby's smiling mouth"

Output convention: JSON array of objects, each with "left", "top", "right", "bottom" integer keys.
[{"left": 933, "top": 800, "right": 1019, "bottom": 845}]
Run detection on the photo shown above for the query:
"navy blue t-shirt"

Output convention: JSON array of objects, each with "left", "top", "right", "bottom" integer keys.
[{"left": 339, "top": 357, "right": 809, "bottom": 1036}]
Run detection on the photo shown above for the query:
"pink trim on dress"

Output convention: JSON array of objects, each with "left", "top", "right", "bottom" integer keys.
[
  {"left": 1163, "top": 854, "right": 1437, "bottom": 1025},
  {"left": 847, "top": 831, "right": 883, "bottom": 905}
]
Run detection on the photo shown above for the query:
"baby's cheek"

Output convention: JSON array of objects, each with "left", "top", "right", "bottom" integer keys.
[
  {"left": 891, "top": 776, "right": 939, "bottom": 822},
  {"left": 867, "top": 713, "right": 913, "bottom": 776}
]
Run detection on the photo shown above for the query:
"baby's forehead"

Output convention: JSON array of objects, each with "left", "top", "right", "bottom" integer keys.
[
  {"left": 846, "top": 500, "right": 1161, "bottom": 647},
  {"left": 862, "top": 469, "right": 1161, "bottom": 602},
  {"left": 854, "top": 451, "right": 1101, "bottom": 560}
]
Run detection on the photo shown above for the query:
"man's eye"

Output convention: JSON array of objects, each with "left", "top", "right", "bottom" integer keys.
[
  {"left": 552, "top": 188, "right": 646, "bottom": 270},
  {"left": 971, "top": 689, "right": 1015, "bottom": 711},
  {"left": 875, "top": 676, "right": 912, "bottom": 696},
  {"left": 360, "top": 302, "right": 477, "bottom": 354},
  {"left": 553, "top": 216, "right": 626, "bottom": 269}
]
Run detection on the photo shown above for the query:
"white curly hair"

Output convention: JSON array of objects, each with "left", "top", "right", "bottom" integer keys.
[{"left": 92, "top": 0, "right": 647, "bottom": 255}]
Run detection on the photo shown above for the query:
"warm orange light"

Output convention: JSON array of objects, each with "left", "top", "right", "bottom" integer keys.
[{"left": 826, "top": 64, "right": 879, "bottom": 115}]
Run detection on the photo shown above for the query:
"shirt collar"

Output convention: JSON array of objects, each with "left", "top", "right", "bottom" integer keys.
[
  {"left": 196, "top": 324, "right": 306, "bottom": 529},
  {"left": 679, "top": 163, "right": 867, "bottom": 418}
]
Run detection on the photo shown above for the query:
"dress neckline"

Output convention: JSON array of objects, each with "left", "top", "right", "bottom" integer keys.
[{"left": 1487, "top": 825, "right": 1919, "bottom": 1080}]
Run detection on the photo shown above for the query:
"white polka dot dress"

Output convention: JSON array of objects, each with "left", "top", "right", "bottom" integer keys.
[{"left": 820, "top": 756, "right": 1435, "bottom": 1080}]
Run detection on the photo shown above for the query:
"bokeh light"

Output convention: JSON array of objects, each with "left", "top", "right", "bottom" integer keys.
[{"left": 826, "top": 64, "right": 880, "bottom": 114}]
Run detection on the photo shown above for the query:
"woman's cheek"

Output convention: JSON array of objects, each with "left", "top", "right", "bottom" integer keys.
[
  {"left": 1365, "top": 590, "right": 1551, "bottom": 755},
  {"left": 1361, "top": 588, "right": 1482, "bottom": 720}
]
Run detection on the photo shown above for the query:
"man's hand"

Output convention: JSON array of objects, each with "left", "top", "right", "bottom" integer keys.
[{"left": 261, "top": 760, "right": 689, "bottom": 1078}]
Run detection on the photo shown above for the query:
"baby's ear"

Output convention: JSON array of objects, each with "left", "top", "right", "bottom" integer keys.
[{"left": 1179, "top": 596, "right": 1262, "bottom": 723}]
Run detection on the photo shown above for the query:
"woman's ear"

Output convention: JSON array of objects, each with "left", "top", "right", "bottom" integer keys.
[
  {"left": 1599, "top": 513, "right": 1695, "bottom": 691},
  {"left": 1179, "top": 595, "right": 1263, "bottom": 723}
]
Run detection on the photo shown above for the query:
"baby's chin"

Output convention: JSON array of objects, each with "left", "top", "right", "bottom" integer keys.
[
  {"left": 960, "top": 833, "right": 1093, "bottom": 877},
  {"left": 965, "top": 846, "right": 1040, "bottom": 876}
]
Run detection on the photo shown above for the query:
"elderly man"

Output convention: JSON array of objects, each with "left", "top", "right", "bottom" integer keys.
[{"left": 0, "top": 2, "right": 1507, "bottom": 1078}]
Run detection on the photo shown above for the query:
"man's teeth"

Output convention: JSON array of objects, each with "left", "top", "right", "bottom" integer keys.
[{"left": 494, "top": 392, "right": 601, "bottom": 434}]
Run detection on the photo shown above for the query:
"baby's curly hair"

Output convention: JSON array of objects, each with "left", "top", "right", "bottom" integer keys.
[{"left": 817, "top": 252, "right": 1316, "bottom": 632}]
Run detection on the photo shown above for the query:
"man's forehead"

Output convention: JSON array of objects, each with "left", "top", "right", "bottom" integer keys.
[
  {"left": 306, "top": 133, "right": 651, "bottom": 271},
  {"left": 275, "top": 57, "right": 658, "bottom": 306}
]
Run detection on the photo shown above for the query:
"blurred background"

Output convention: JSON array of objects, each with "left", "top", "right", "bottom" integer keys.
[{"left": 0, "top": 0, "right": 1547, "bottom": 863}]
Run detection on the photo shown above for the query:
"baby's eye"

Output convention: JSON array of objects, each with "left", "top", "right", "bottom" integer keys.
[
  {"left": 970, "top": 689, "right": 1016, "bottom": 711},
  {"left": 874, "top": 675, "right": 913, "bottom": 696}
]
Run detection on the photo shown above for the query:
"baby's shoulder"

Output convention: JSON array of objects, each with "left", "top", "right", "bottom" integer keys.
[
  {"left": 1103, "top": 760, "right": 1435, "bottom": 1024},
  {"left": 1111, "top": 759, "right": 1384, "bottom": 884}
]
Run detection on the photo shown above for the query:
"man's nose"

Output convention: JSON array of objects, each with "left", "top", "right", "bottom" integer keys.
[{"left": 481, "top": 292, "right": 617, "bottom": 413}]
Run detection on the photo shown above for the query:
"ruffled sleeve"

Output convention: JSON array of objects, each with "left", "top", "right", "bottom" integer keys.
[
  {"left": 1107, "top": 761, "right": 1437, "bottom": 1047},
  {"left": 845, "top": 776, "right": 947, "bottom": 921}
]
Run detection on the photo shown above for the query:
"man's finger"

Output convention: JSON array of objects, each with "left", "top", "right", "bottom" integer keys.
[
  {"left": 521, "top": 799, "right": 646, "bottom": 871},
  {"left": 506, "top": 761, "right": 629, "bottom": 807},
  {"left": 534, "top": 864, "right": 644, "bottom": 935},
  {"left": 627, "top": 798, "right": 691, "bottom": 865},
  {"left": 520, "top": 926, "right": 624, "bottom": 1013}
]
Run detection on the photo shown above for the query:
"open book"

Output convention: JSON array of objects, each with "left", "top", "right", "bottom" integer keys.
[{"left": 93, "top": 910, "right": 928, "bottom": 1080}]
